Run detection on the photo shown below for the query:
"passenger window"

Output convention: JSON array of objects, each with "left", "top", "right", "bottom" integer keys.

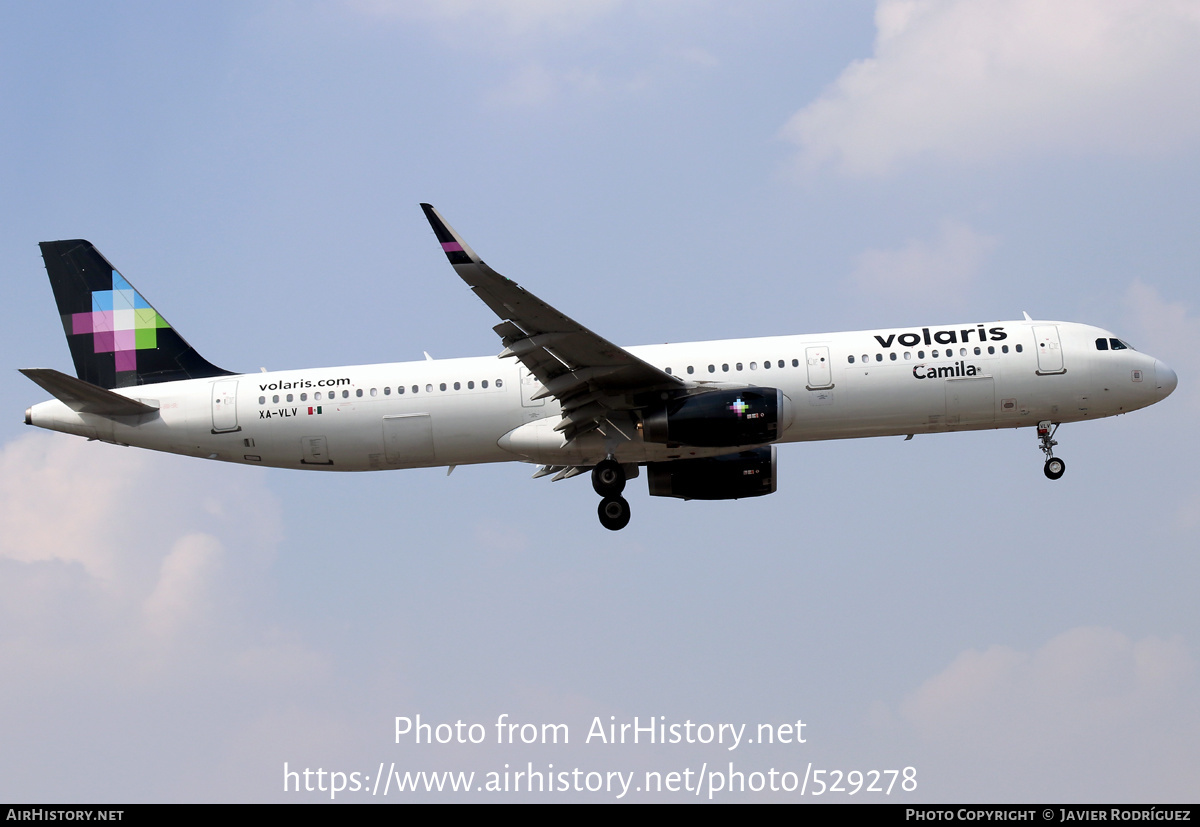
[
  {"left": 258, "top": 396, "right": 265, "bottom": 404},
  {"left": 665, "top": 367, "right": 672, "bottom": 375},
  {"left": 439, "top": 383, "right": 447, "bottom": 391},
  {"left": 889, "top": 353, "right": 897, "bottom": 361},
  {"left": 315, "top": 392, "right": 323, "bottom": 401},
  {"left": 904, "top": 352, "right": 911, "bottom": 360},
  {"left": 987, "top": 346, "right": 994, "bottom": 355},
  {"left": 1016, "top": 344, "right": 1023, "bottom": 353},
  {"left": 918, "top": 351, "right": 925, "bottom": 359},
  {"left": 960, "top": 348, "right": 967, "bottom": 357},
  {"left": 750, "top": 362, "right": 757, "bottom": 370},
  {"left": 496, "top": 379, "right": 503, "bottom": 387},
  {"left": 848, "top": 355, "right": 855, "bottom": 364},
  {"left": 425, "top": 384, "right": 433, "bottom": 393},
  {"left": 356, "top": 389, "right": 363, "bottom": 398},
  {"left": 301, "top": 393, "right": 308, "bottom": 401},
  {"left": 875, "top": 354, "right": 882, "bottom": 362},
  {"left": 722, "top": 364, "right": 729, "bottom": 372},
  {"left": 736, "top": 362, "right": 743, "bottom": 371},
  {"left": 862, "top": 354, "right": 868, "bottom": 363},
  {"left": 482, "top": 380, "right": 488, "bottom": 388},
  {"left": 370, "top": 388, "right": 378, "bottom": 397},
  {"left": 973, "top": 347, "right": 981, "bottom": 355},
  {"left": 763, "top": 360, "right": 771, "bottom": 369},
  {"left": 468, "top": 381, "right": 474, "bottom": 389},
  {"left": 272, "top": 395, "right": 279, "bottom": 403},
  {"left": 792, "top": 359, "right": 799, "bottom": 367},
  {"left": 286, "top": 394, "right": 293, "bottom": 402},
  {"left": 343, "top": 390, "right": 350, "bottom": 398},
  {"left": 453, "top": 382, "right": 460, "bottom": 390},
  {"left": 778, "top": 360, "right": 784, "bottom": 369},
  {"left": 708, "top": 364, "right": 715, "bottom": 373},
  {"left": 398, "top": 386, "right": 405, "bottom": 394},
  {"left": 412, "top": 385, "right": 419, "bottom": 394},
  {"left": 383, "top": 387, "right": 390, "bottom": 395},
  {"left": 687, "top": 366, "right": 694, "bottom": 375},
  {"left": 1002, "top": 345, "right": 1009, "bottom": 353}
]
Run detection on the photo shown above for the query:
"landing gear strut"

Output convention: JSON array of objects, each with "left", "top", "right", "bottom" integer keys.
[
  {"left": 592, "top": 457, "right": 630, "bottom": 530},
  {"left": 1037, "top": 420, "right": 1066, "bottom": 480}
]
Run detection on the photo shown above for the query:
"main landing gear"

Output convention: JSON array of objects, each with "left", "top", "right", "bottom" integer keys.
[
  {"left": 1037, "top": 420, "right": 1066, "bottom": 480},
  {"left": 592, "top": 458, "right": 630, "bottom": 530}
]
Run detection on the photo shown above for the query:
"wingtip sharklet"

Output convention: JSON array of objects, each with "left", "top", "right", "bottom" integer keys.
[{"left": 420, "top": 203, "right": 482, "bottom": 266}]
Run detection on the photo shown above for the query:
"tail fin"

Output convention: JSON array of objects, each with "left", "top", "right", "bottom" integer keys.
[{"left": 39, "top": 240, "right": 233, "bottom": 388}]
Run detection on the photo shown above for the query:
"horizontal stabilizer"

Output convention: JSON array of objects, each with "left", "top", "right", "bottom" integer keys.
[{"left": 20, "top": 368, "right": 159, "bottom": 417}]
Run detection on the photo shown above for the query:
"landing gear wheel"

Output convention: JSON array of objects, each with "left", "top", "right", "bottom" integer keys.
[
  {"left": 598, "top": 496, "right": 631, "bottom": 531},
  {"left": 1044, "top": 457, "right": 1066, "bottom": 480},
  {"left": 1036, "top": 420, "right": 1065, "bottom": 480},
  {"left": 592, "top": 459, "right": 626, "bottom": 497}
]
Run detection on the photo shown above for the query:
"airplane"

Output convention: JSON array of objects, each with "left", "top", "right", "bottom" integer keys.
[{"left": 22, "top": 204, "right": 1178, "bottom": 530}]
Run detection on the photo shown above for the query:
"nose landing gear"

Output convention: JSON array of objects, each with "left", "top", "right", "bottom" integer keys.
[
  {"left": 592, "top": 458, "right": 630, "bottom": 530},
  {"left": 1037, "top": 420, "right": 1066, "bottom": 480}
]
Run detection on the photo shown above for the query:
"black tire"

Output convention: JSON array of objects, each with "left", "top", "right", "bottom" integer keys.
[
  {"left": 591, "top": 459, "right": 626, "bottom": 496},
  {"left": 597, "top": 496, "right": 631, "bottom": 531},
  {"left": 1044, "top": 457, "right": 1066, "bottom": 480}
]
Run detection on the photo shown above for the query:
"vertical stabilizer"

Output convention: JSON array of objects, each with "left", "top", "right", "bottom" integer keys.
[{"left": 39, "top": 240, "right": 232, "bottom": 388}]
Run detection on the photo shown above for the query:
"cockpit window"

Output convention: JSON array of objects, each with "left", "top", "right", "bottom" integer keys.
[
  {"left": 1095, "top": 338, "right": 1109, "bottom": 351},
  {"left": 1110, "top": 338, "right": 1130, "bottom": 350}
]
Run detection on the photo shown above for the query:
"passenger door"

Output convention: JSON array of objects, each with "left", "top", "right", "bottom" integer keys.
[{"left": 211, "top": 380, "right": 240, "bottom": 433}]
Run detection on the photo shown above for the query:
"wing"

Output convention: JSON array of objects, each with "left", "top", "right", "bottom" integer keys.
[{"left": 421, "top": 203, "right": 687, "bottom": 442}]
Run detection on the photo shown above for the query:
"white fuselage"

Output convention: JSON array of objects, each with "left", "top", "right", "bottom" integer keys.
[{"left": 25, "top": 319, "right": 1174, "bottom": 472}]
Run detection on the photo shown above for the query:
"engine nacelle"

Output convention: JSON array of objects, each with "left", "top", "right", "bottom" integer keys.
[
  {"left": 647, "top": 446, "right": 777, "bottom": 500},
  {"left": 642, "top": 387, "right": 781, "bottom": 447}
]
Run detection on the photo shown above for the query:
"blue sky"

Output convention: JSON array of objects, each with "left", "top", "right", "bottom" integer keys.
[{"left": 2, "top": 0, "right": 1199, "bottom": 802}]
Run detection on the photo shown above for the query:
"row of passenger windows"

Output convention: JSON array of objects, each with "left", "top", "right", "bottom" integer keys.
[
  {"left": 659, "top": 343, "right": 1030, "bottom": 376},
  {"left": 664, "top": 358, "right": 799, "bottom": 376},
  {"left": 254, "top": 340, "right": 1045, "bottom": 405},
  {"left": 259, "top": 378, "right": 504, "bottom": 405},
  {"left": 848, "top": 344, "right": 1023, "bottom": 364}
]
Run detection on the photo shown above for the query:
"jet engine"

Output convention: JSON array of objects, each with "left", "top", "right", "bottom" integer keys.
[
  {"left": 646, "top": 446, "right": 777, "bottom": 500},
  {"left": 641, "top": 387, "right": 781, "bottom": 447}
]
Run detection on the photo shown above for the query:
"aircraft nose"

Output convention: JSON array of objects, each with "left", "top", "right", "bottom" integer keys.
[{"left": 1155, "top": 360, "right": 1178, "bottom": 398}]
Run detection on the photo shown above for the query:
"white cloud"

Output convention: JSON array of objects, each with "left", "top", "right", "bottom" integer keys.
[
  {"left": 1120, "top": 282, "right": 1200, "bottom": 531},
  {"left": 351, "top": 0, "right": 713, "bottom": 108},
  {"left": 897, "top": 627, "right": 1200, "bottom": 799},
  {"left": 0, "top": 432, "right": 143, "bottom": 582},
  {"left": 670, "top": 46, "right": 719, "bottom": 69},
  {"left": 352, "top": 0, "right": 624, "bottom": 42},
  {"left": 0, "top": 433, "right": 338, "bottom": 798},
  {"left": 486, "top": 63, "right": 607, "bottom": 109},
  {"left": 1123, "top": 281, "right": 1199, "bottom": 397},
  {"left": 785, "top": 0, "right": 1200, "bottom": 176},
  {"left": 0, "top": 432, "right": 317, "bottom": 697},
  {"left": 850, "top": 218, "right": 997, "bottom": 303},
  {"left": 0, "top": 433, "right": 279, "bottom": 588},
  {"left": 143, "top": 533, "right": 225, "bottom": 638}
]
